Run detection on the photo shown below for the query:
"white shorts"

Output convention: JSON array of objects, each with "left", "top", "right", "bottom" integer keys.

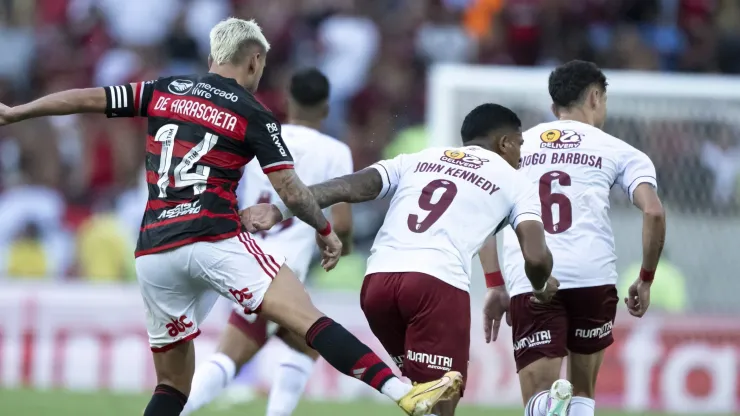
[
  {"left": 135, "top": 232, "right": 285, "bottom": 352},
  {"left": 228, "top": 264, "right": 309, "bottom": 339}
]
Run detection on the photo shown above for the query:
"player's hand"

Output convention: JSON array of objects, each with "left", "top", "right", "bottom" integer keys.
[
  {"left": 483, "top": 287, "right": 511, "bottom": 343},
  {"left": 530, "top": 276, "right": 560, "bottom": 304},
  {"left": 0, "top": 103, "right": 16, "bottom": 127},
  {"left": 239, "top": 203, "right": 283, "bottom": 232},
  {"left": 625, "top": 279, "right": 651, "bottom": 317},
  {"left": 315, "top": 230, "right": 342, "bottom": 271}
]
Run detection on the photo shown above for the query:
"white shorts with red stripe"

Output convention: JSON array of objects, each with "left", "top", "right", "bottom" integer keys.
[{"left": 135, "top": 232, "right": 284, "bottom": 352}]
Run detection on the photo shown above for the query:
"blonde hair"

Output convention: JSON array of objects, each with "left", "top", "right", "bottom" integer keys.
[{"left": 209, "top": 18, "right": 271, "bottom": 65}]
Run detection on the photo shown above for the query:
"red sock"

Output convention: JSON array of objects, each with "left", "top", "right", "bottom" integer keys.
[{"left": 306, "top": 317, "right": 395, "bottom": 390}]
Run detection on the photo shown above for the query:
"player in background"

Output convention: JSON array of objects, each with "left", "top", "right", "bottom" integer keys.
[
  {"left": 482, "top": 60, "right": 666, "bottom": 416},
  {"left": 242, "top": 103, "right": 560, "bottom": 416},
  {"left": 183, "top": 68, "right": 354, "bottom": 416},
  {"left": 0, "top": 18, "right": 460, "bottom": 416}
]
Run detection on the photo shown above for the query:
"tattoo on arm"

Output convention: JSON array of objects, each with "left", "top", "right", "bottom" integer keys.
[
  {"left": 307, "top": 168, "right": 384, "bottom": 207},
  {"left": 268, "top": 169, "right": 328, "bottom": 231}
]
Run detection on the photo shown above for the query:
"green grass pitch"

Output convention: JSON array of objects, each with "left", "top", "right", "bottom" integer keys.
[{"left": 0, "top": 389, "right": 724, "bottom": 416}]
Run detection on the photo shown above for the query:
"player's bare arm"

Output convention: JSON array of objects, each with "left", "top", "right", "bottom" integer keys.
[
  {"left": 243, "top": 168, "right": 383, "bottom": 231},
  {"left": 633, "top": 183, "right": 665, "bottom": 273},
  {"left": 479, "top": 235, "right": 501, "bottom": 275},
  {"left": 267, "top": 169, "right": 330, "bottom": 232},
  {"left": 330, "top": 203, "right": 353, "bottom": 255},
  {"left": 0, "top": 87, "right": 111, "bottom": 125},
  {"left": 514, "top": 220, "right": 558, "bottom": 303},
  {"left": 306, "top": 168, "right": 384, "bottom": 207},
  {"left": 266, "top": 169, "right": 342, "bottom": 270},
  {"left": 625, "top": 183, "right": 666, "bottom": 317},
  {"left": 479, "top": 235, "right": 511, "bottom": 343}
]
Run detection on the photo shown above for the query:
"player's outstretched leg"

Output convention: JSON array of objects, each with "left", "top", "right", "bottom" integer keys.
[{"left": 260, "top": 266, "right": 463, "bottom": 416}]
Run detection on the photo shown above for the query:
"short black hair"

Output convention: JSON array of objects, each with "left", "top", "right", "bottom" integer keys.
[
  {"left": 548, "top": 60, "right": 607, "bottom": 108},
  {"left": 460, "top": 103, "right": 521, "bottom": 143},
  {"left": 289, "top": 68, "right": 330, "bottom": 106}
]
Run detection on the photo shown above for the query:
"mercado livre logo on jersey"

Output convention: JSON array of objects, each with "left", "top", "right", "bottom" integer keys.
[
  {"left": 440, "top": 149, "right": 488, "bottom": 169},
  {"left": 540, "top": 129, "right": 582, "bottom": 150}
]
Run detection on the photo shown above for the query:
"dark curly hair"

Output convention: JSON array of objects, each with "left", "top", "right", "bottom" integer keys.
[
  {"left": 461, "top": 103, "right": 521, "bottom": 143},
  {"left": 548, "top": 60, "right": 607, "bottom": 109},
  {"left": 289, "top": 67, "right": 330, "bottom": 106}
]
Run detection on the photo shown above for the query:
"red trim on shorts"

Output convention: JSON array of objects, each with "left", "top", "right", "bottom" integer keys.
[
  {"left": 243, "top": 231, "right": 281, "bottom": 271},
  {"left": 237, "top": 232, "right": 275, "bottom": 276},
  {"left": 150, "top": 329, "right": 202, "bottom": 353},
  {"left": 237, "top": 232, "right": 281, "bottom": 277},
  {"left": 237, "top": 232, "right": 277, "bottom": 277}
]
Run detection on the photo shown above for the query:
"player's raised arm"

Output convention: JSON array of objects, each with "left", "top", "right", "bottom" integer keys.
[{"left": 0, "top": 82, "right": 154, "bottom": 126}]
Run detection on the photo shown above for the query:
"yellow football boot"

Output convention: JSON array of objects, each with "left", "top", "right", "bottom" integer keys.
[{"left": 397, "top": 371, "right": 463, "bottom": 415}]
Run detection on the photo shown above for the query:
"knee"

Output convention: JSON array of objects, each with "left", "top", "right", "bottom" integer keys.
[
  {"left": 518, "top": 358, "right": 563, "bottom": 400},
  {"left": 520, "top": 372, "right": 559, "bottom": 401}
]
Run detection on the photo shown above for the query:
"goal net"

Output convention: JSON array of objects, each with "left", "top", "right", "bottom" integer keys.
[{"left": 428, "top": 64, "right": 740, "bottom": 314}]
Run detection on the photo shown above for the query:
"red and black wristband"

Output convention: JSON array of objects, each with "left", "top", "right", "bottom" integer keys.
[
  {"left": 318, "top": 222, "right": 332, "bottom": 237},
  {"left": 485, "top": 271, "right": 505, "bottom": 288}
]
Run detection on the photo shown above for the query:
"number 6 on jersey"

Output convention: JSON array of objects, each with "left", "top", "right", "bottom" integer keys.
[{"left": 539, "top": 170, "right": 572, "bottom": 234}]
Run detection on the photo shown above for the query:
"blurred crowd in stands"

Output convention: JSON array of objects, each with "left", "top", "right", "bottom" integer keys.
[{"left": 1, "top": 0, "right": 740, "bottom": 282}]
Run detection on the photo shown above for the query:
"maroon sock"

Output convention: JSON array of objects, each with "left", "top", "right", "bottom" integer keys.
[
  {"left": 143, "top": 384, "right": 187, "bottom": 416},
  {"left": 306, "top": 316, "right": 395, "bottom": 391}
]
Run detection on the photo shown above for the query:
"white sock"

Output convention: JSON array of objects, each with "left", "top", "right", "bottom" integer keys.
[
  {"left": 380, "top": 377, "right": 413, "bottom": 402},
  {"left": 568, "top": 397, "right": 595, "bottom": 416},
  {"left": 181, "top": 352, "right": 237, "bottom": 415},
  {"left": 524, "top": 390, "right": 549, "bottom": 416},
  {"left": 266, "top": 349, "right": 316, "bottom": 416}
]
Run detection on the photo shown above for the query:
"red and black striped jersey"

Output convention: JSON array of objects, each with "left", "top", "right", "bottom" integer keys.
[{"left": 104, "top": 74, "right": 294, "bottom": 257}]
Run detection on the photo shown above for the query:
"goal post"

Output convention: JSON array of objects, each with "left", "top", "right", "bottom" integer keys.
[
  {"left": 428, "top": 64, "right": 740, "bottom": 149},
  {"left": 427, "top": 64, "right": 740, "bottom": 314}
]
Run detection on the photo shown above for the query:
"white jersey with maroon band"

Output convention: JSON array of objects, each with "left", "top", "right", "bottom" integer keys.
[
  {"left": 238, "top": 124, "right": 353, "bottom": 281},
  {"left": 366, "top": 146, "right": 542, "bottom": 292},
  {"left": 502, "top": 120, "right": 658, "bottom": 297}
]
